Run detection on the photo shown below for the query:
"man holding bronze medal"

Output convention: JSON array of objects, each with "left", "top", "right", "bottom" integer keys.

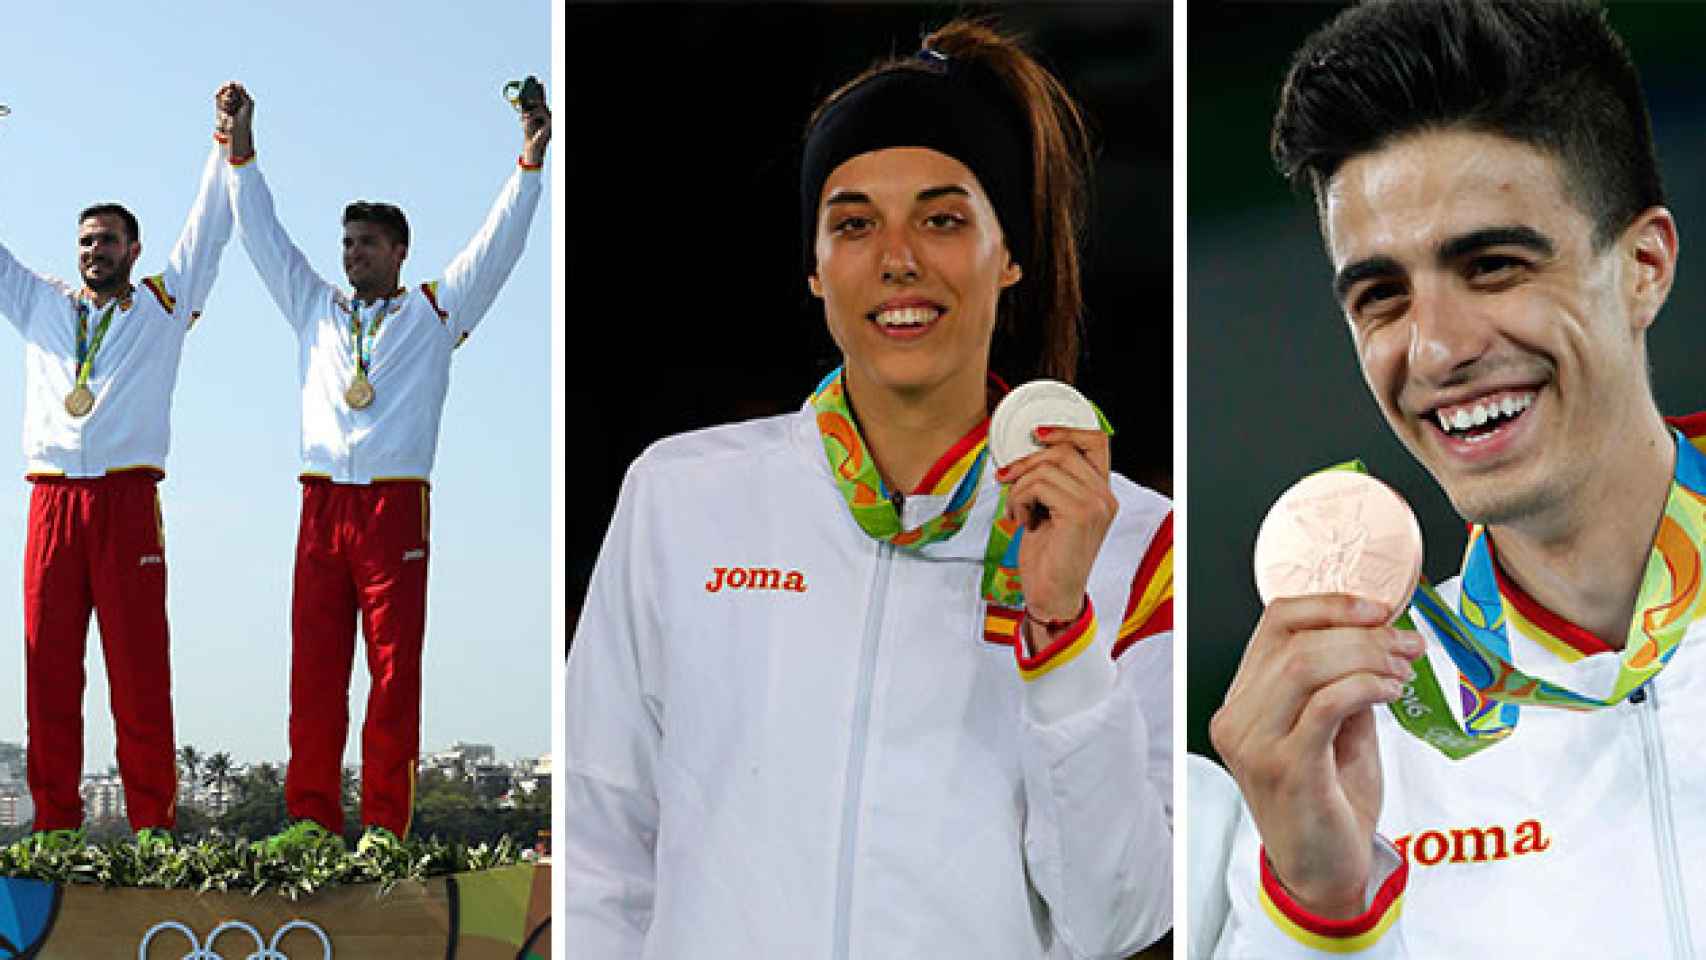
[
  {"left": 1202, "top": 1, "right": 1706, "bottom": 955},
  {"left": 216, "top": 79, "right": 549, "bottom": 853},
  {"left": 0, "top": 92, "right": 237, "bottom": 853}
]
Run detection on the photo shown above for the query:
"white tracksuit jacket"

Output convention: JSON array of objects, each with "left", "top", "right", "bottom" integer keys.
[
  {"left": 1204, "top": 573, "right": 1706, "bottom": 958},
  {"left": 0, "top": 144, "right": 231, "bottom": 477},
  {"left": 227, "top": 156, "right": 542, "bottom": 483},
  {"left": 567, "top": 407, "right": 1174, "bottom": 958}
]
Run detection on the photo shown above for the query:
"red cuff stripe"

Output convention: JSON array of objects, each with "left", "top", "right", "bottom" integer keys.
[
  {"left": 1258, "top": 846, "right": 1406, "bottom": 951},
  {"left": 1014, "top": 597, "right": 1095, "bottom": 680},
  {"left": 518, "top": 155, "right": 543, "bottom": 171}
]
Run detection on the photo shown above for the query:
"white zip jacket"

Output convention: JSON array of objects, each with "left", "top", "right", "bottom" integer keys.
[
  {"left": 1205, "top": 574, "right": 1706, "bottom": 958},
  {"left": 567, "top": 407, "right": 1174, "bottom": 959},
  {"left": 227, "top": 156, "right": 542, "bottom": 482},
  {"left": 0, "top": 145, "right": 231, "bottom": 477}
]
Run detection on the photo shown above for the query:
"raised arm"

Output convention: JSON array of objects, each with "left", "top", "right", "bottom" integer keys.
[
  {"left": 431, "top": 84, "right": 550, "bottom": 342},
  {"left": 218, "top": 82, "right": 333, "bottom": 331},
  {"left": 147, "top": 89, "right": 238, "bottom": 325},
  {"left": 0, "top": 235, "right": 62, "bottom": 337}
]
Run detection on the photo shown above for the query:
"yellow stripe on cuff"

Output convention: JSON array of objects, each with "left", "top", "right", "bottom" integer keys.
[{"left": 1258, "top": 885, "right": 1403, "bottom": 954}]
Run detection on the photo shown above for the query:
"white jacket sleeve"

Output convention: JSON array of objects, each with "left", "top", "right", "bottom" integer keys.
[
  {"left": 147, "top": 143, "right": 235, "bottom": 324},
  {"left": 565, "top": 459, "right": 665, "bottom": 954},
  {"left": 227, "top": 158, "right": 333, "bottom": 331},
  {"left": 0, "top": 237, "right": 61, "bottom": 337},
  {"left": 430, "top": 163, "right": 543, "bottom": 343},
  {"left": 1011, "top": 504, "right": 1173, "bottom": 958}
]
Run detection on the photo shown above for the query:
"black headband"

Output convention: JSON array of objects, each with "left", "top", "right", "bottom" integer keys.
[{"left": 800, "top": 51, "right": 1031, "bottom": 274}]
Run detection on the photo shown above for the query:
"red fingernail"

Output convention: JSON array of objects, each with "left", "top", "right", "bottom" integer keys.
[
  {"left": 1034, "top": 426, "right": 1053, "bottom": 439},
  {"left": 994, "top": 466, "right": 1010, "bottom": 481}
]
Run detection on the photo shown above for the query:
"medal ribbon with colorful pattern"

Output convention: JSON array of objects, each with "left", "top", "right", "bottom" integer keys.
[
  {"left": 347, "top": 294, "right": 393, "bottom": 380},
  {"left": 810, "top": 367, "right": 1025, "bottom": 607},
  {"left": 1330, "top": 430, "right": 1706, "bottom": 758},
  {"left": 73, "top": 299, "right": 120, "bottom": 391}
]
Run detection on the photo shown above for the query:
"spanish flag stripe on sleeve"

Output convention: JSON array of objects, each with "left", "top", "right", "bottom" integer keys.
[
  {"left": 421, "top": 281, "right": 448, "bottom": 321},
  {"left": 1258, "top": 847, "right": 1407, "bottom": 953},
  {"left": 141, "top": 275, "right": 175, "bottom": 314},
  {"left": 1114, "top": 510, "right": 1173, "bottom": 659},
  {"left": 983, "top": 605, "right": 1022, "bottom": 646}
]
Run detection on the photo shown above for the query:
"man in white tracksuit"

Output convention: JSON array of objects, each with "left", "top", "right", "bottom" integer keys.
[
  {"left": 216, "top": 82, "right": 547, "bottom": 851},
  {"left": 0, "top": 108, "right": 233, "bottom": 850},
  {"left": 1204, "top": 1, "right": 1706, "bottom": 955}
]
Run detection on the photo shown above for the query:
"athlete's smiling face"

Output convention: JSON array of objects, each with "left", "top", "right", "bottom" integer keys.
[
  {"left": 77, "top": 213, "right": 140, "bottom": 294},
  {"left": 1324, "top": 127, "right": 1676, "bottom": 528},
  {"left": 809, "top": 146, "right": 1021, "bottom": 406}
]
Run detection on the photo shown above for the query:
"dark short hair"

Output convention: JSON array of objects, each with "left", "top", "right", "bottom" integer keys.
[
  {"left": 342, "top": 201, "right": 410, "bottom": 247},
  {"left": 1272, "top": 0, "right": 1663, "bottom": 248},
  {"left": 78, "top": 203, "right": 140, "bottom": 245}
]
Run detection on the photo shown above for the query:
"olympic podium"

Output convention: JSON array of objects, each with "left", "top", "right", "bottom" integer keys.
[{"left": 0, "top": 861, "right": 550, "bottom": 958}]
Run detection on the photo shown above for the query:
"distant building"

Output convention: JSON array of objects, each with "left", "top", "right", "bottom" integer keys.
[
  {"left": 422, "top": 742, "right": 498, "bottom": 778},
  {"left": 0, "top": 788, "right": 28, "bottom": 829},
  {"left": 81, "top": 772, "right": 126, "bottom": 822}
]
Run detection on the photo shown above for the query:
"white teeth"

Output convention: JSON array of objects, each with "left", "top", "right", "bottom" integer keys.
[
  {"left": 1436, "top": 391, "right": 1537, "bottom": 436},
  {"left": 874, "top": 306, "right": 940, "bottom": 327}
]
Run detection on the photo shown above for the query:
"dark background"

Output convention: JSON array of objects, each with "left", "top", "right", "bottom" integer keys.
[
  {"left": 567, "top": 2, "right": 1173, "bottom": 628},
  {"left": 1187, "top": 2, "right": 1706, "bottom": 759}
]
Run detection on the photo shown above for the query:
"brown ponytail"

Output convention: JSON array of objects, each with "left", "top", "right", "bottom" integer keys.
[{"left": 807, "top": 19, "right": 1094, "bottom": 384}]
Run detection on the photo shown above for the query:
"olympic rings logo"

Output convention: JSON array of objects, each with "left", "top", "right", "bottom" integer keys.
[{"left": 138, "top": 918, "right": 332, "bottom": 959}]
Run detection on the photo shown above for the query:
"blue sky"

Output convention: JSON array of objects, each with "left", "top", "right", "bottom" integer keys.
[{"left": 0, "top": 0, "right": 553, "bottom": 770}]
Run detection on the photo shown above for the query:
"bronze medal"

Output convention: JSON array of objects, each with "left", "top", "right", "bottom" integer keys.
[
  {"left": 64, "top": 385, "right": 94, "bottom": 418},
  {"left": 346, "top": 373, "right": 375, "bottom": 410}
]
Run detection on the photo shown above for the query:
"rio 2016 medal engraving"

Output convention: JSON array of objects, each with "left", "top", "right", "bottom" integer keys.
[
  {"left": 64, "top": 385, "right": 94, "bottom": 418},
  {"left": 1252, "top": 470, "right": 1423, "bottom": 620},
  {"left": 345, "top": 374, "right": 374, "bottom": 410},
  {"left": 989, "top": 379, "right": 1101, "bottom": 470}
]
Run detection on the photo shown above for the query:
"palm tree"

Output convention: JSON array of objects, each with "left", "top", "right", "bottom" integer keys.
[
  {"left": 178, "top": 745, "right": 202, "bottom": 810},
  {"left": 202, "top": 752, "right": 235, "bottom": 816}
]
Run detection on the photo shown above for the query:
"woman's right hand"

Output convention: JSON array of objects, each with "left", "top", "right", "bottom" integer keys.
[{"left": 1208, "top": 593, "right": 1422, "bottom": 918}]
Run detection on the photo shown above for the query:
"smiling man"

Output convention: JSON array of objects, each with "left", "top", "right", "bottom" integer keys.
[
  {"left": 216, "top": 81, "right": 549, "bottom": 855},
  {"left": 0, "top": 98, "right": 235, "bottom": 855},
  {"left": 1204, "top": 1, "right": 1703, "bottom": 955}
]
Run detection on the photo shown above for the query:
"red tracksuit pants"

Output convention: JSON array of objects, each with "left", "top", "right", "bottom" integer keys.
[
  {"left": 285, "top": 479, "right": 429, "bottom": 837},
  {"left": 24, "top": 472, "right": 176, "bottom": 831}
]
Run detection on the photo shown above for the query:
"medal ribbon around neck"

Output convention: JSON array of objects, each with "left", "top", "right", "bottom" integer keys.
[
  {"left": 810, "top": 367, "right": 1024, "bottom": 607},
  {"left": 1324, "top": 433, "right": 1706, "bottom": 759},
  {"left": 73, "top": 298, "right": 121, "bottom": 393},
  {"left": 347, "top": 294, "right": 394, "bottom": 381}
]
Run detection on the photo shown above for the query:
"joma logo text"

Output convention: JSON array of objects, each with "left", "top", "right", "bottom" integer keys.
[
  {"left": 1394, "top": 819, "right": 1551, "bottom": 867},
  {"left": 705, "top": 566, "right": 807, "bottom": 594}
]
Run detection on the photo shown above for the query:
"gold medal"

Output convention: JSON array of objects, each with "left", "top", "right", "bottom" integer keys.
[
  {"left": 64, "top": 385, "right": 94, "bottom": 418},
  {"left": 345, "top": 373, "right": 375, "bottom": 410}
]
